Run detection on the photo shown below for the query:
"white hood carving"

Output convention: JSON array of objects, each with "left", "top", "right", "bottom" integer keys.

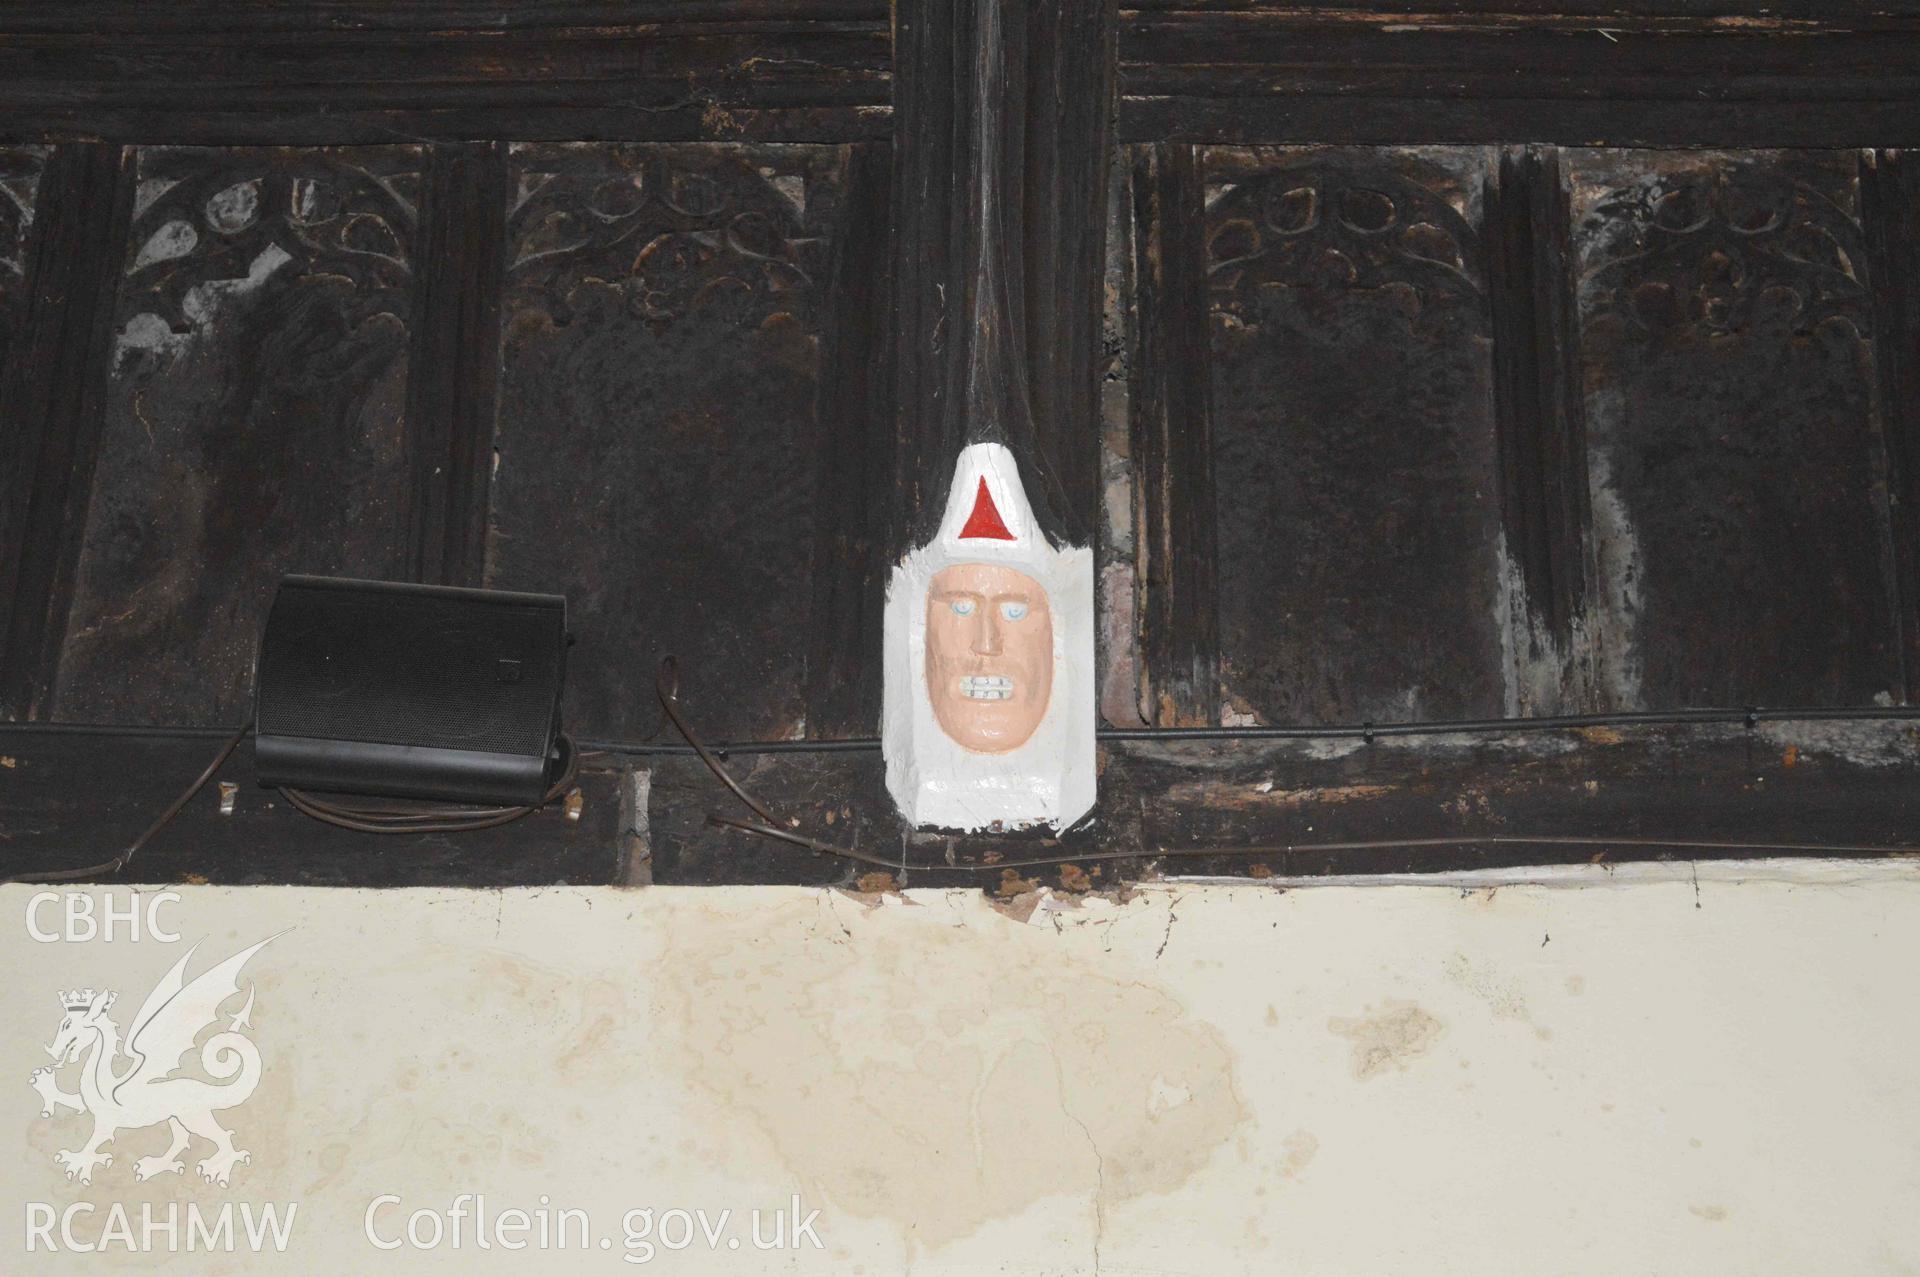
[{"left": 883, "top": 442, "right": 1096, "bottom": 831}]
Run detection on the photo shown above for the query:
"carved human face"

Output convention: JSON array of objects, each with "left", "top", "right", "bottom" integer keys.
[{"left": 925, "top": 563, "right": 1053, "bottom": 753}]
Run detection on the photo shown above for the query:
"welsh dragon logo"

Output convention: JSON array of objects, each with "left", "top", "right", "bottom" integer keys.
[{"left": 28, "top": 933, "right": 282, "bottom": 1188}]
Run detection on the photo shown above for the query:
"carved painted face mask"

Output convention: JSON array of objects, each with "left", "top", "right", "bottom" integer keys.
[
  {"left": 924, "top": 562, "right": 1054, "bottom": 753},
  {"left": 883, "top": 441, "right": 1095, "bottom": 831}
]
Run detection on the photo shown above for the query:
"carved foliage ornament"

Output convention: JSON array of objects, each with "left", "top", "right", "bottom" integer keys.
[
  {"left": 506, "top": 146, "right": 827, "bottom": 332},
  {"left": 1206, "top": 159, "right": 1486, "bottom": 330},
  {"left": 115, "top": 151, "right": 418, "bottom": 368},
  {"left": 1580, "top": 162, "right": 1868, "bottom": 339}
]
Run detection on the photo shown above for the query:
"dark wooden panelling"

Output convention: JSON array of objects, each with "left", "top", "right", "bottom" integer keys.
[
  {"left": 0, "top": 727, "right": 624, "bottom": 887},
  {"left": 1204, "top": 147, "right": 1507, "bottom": 725},
  {"left": 486, "top": 143, "right": 849, "bottom": 743},
  {"left": 1124, "top": 100, "right": 1920, "bottom": 153},
  {"left": 51, "top": 146, "right": 421, "bottom": 726},
  {"left": 1119, "top": 12, "right": 1920, "bottom": 148},
  {"left": 1123, "top": 0, "right": 1920, "bottom": 16},
  {"left": 1019, "top": 0, "right": 1114, "bottom": 544},
  {"left": 406, "top": 142, "right": 509, "bottom": 588},
  {"left": 1864, "top": 148, "right": 1920, "bottom": 704},
  {"left": 649, "top": 749, "right": 890, "bottom": 887},
  {"left": 2, "top": 2, "right": 889, "bottom": 33},
  {"left": 0, "top": 144, "right": 136, "bottom": 721},
  {"left": 802, "top": 144, "right": 895, "bottom": 738},
  {"left": 1120, "top": 721, "right": 1920, "bottom": 877},
  {"left": 1128, "top": 143, "right": 1221, "bottom": 725},
  {"left": 0, "top": 145, "right": 49, "bottom": 672},
  {"left": 1573, "top": 150, "right": 1902, "bottom": 710},
  {"left": 887, "top": 0, "right": 972, "bottom": 549},
  {"left": 0, "top": 22, "right": 891, "bottom": 147},
  {"left": 7, "top": 718, "right": 1915, "bottom": 889},
  {"left": 889, "top": 0, "right": 1107, "bottom": 553},
  {"left": 646, "top": 720, "right": 1920, "bottom": 885},
  {"left": 0, "top": 147, "right": 43, "bottom": 417},
  {"left": 1485, "top": 145, "right": 1593, "bottom": 713},
  {"left": 0, "top": 145, "right": 49, "bottom": 674}
]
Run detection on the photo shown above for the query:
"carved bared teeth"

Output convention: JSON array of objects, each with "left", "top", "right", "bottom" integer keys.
[{"left": 959, "top": 675, "right": 1014, "bottom": 701}]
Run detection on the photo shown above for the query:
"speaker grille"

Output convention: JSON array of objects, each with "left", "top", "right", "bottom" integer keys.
[{"left": 257, "top": 578, "right": 565, "bottom": 758}]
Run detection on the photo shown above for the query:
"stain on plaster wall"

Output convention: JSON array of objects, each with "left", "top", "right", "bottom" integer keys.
[
  {"left": 1328, "top": 1000, "right": 1446, "bottom": 1079},
  {"left": 653, "top": 893, "right": 1249, "bottom": 1255}
]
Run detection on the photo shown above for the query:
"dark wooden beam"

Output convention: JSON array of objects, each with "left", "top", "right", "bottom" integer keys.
[
  {"left": 1127, "top": 143, "right": 1219, "bottom": 726},
  {"left": 1485, "top": 145, "right": 1591, "bottom": 710},
  {"left": 0, "top": 2, "right": 891, "bottom": 33},
  {"left": 0, "top": 21, "right": 891, "bottom": 147},
  {"left": 1119, "top": 13, "right": 1920, "bottom": 147},
  {"left": 1864, "top": 148, "right": 1920, "bottom": 704},
  {"left": 648, "top": 720, "right": 1920, "bottom": 886},
  {"left": 0, "top": 143, "right": 135, "bottom": 721},
  {"left": 405, "top": 142, "right": 509, "bottom": 589},
  {"left": 1122, "top": 1, "right": 1920, "bottom": 17},
  {"left": 7, "top": 718, "right": 1915, "bottom": 888},
  {"left": 0, "top": 727, "right": 628, "bottom": 887}
]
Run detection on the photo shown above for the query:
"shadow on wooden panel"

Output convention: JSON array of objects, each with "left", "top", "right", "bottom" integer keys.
[
  {"left": 53, "top": 147, "right": 419, "bottom": 726},
  {"left": 1202, "top": 146, "right": 1507, "bottom": 726},
  {"left": 487, "top": 144, "right": 849, "bottom": 743},
  {"left": 1571, "top": 149, "right": 1902, "bottom": 710}
]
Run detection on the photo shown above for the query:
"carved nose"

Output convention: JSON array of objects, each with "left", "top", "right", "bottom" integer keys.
[{"left": 971, "top": 613, "right": 1003, "bottom": 657}]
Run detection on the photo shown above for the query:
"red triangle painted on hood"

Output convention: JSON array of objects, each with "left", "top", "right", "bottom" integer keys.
[{"left": 958, "top": 476, "right": 1016, "bottom": 541}]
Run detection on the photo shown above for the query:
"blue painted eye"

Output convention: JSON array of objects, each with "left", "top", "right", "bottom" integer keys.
[
  {"left": 950, "top": 599, "right": 977, "bottom": 617},
  {"left": 1000, "top": 601, "right": 1029, "bottom": 622}
]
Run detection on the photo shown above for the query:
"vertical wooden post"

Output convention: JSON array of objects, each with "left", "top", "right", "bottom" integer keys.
[
  {"left": 0, "top": 142, "right": 135, "bottom": 719},
  {"left": 1485, "top": 144, "right": 1593, "bottom": 711},
  {"left": 1127, "top": 143, "right": 1219, "bottom": 726},
  {"left": 854, "top": 0, "right": 1113, "bottom": 738},
  {"left": 805, "top": 143, "right": 896, "bottom": 737},
  {"left": 1863, "top": 148, "right": 1920, "bottom": 704},
  {"left": 1019, "top": 0, "right": 1113, "bottom": 544},
  {"left": 888, "top": 0, "right": 1113, "bottom": 555},
  {"left": 404, "top": 140, "right": 508, "bottom": 588}
]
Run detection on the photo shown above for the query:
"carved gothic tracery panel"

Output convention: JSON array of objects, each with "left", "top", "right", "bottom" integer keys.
[
  {"left": 1206, "top": 157, "right": 1487, "bottom": 318},
  {"left": 1571, "top": 150, "right": 1900, "bottom": 709},
  {"left": 487, "top": 144, "right": 849, "bottom": 741},
  {"left": 1201, "top": 147, "right": 1507, "bottom": 725},
  {"left": 55, "top": 146, "right": 421, "bottom": 725}
]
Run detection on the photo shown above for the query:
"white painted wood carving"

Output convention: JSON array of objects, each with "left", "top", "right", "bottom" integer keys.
[{"left": 884, "top": 442, "right": 1095, "bottom": 831}]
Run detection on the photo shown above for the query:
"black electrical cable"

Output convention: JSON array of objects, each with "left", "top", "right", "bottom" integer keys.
[
  {"left": 14, "top": 703, "right": 1920, "bottom": 759},
  {"left": 6, "top": 681, "right": 1918, "bottom": 879},
  {"left": 279, "top": 733, "right": 579, "bottom": 835},
  {"left": 574, "top": 703, "right": 1920, "bottom": 759},
  {"left": 0, "top": 718, "right": 254, "bottom": 885},
  {"left": 652, "top": 662, "right": 1920, "bottom": 875},
  {"left": 653, "top": 657, "right": 784, "bottom": 826},
  {"left": 705, "top": 814, "right": 1920, "bottom": 874}
]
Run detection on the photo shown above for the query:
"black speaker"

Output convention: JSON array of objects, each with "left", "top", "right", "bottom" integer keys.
[{"left": 254, "top": 576, "right": 568, "bottom": 806}]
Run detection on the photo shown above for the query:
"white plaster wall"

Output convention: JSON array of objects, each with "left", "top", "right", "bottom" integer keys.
[{"left": 5, "top": 860, "right": 1918, "bottom": 1274}]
